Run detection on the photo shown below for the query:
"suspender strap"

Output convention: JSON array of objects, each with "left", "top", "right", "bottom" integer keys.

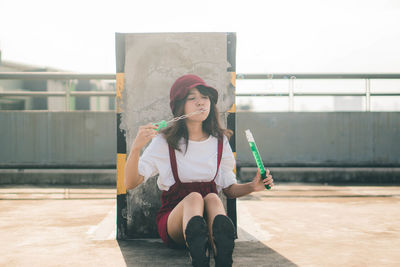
[
  {"left": 168, "top": 136, "right": 224, "bottom": 183},
  {"left": 213, "top": 137, "right": 223, "bottom": 181},
  {"left": 168, "top": 144, "right": 180, "bottom": 184}
]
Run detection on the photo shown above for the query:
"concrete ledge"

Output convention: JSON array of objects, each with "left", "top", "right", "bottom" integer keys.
[
  {"left": 0, "top": 169, "right": 116, "bottom": 185},
  {"left": 238, "top": 167, "right": 400, "bottom": 184},
  {"left": 2, "top": 168, "right": 400, "bottom": 185}
]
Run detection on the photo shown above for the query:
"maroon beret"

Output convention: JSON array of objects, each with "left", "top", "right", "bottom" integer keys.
[{"left": 169, "top": 74, "right": 218, "bottom": 113}]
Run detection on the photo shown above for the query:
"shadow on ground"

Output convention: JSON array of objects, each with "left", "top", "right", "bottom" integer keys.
[
  {"left": 118, "top": 229, "right": 297, "bottom": 267},
  {"left": 118, "top": 239, "right": 191, "bottom": 266}
]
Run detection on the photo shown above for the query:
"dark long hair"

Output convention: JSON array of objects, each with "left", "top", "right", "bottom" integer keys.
[{"left": 162, "top": 85, "right": 233, "bottom": 152}]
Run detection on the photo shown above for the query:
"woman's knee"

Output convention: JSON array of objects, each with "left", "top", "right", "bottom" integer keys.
[
  {"left": 204, "top": 193, "right": 221, "bottom": 204},
  {"left": 184, "top": 192, "right": 204, "bottom": 204},
  {"left": 204, "top": 193, "right": 225, "bottom": 215}
]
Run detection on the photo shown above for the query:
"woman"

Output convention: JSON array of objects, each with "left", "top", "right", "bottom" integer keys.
[{"left": 125, "top": 74, "right": 274, "bottom": 267}]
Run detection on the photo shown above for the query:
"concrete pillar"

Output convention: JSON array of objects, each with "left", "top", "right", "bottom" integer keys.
[{"left": 115, "top": 32, "right": 236, "bottom": 239}]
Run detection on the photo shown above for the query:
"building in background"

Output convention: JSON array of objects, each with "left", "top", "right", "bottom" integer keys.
[
  {"left": 334, "top": 96, "right": 364, "bottom": 111},
  {"left": 0, "top": 50, "right": 115, "bottom": 111}
]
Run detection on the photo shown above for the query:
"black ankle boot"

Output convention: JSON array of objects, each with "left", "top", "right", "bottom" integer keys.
[
  {"left": 212, "top": 215, "right": 235, "bottom": 267},
  {"left": 185, "top": 216, "right": 210, "bottom": 267}
]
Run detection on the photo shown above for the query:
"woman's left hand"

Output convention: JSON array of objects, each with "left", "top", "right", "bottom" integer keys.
[{"left": 252, "top": 168, "right": 274, "bottom": 192}]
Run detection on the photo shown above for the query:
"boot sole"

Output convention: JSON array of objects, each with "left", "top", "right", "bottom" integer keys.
[
  {"left": 212, "top": 215, "right": 235, "bottom": 267},
  {"left": 185, "top": 216, "right": 210, "bottom": 267}
]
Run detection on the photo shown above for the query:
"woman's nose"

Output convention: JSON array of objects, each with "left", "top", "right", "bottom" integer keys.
[{"left": 196, "top": 98, "right": 204, "bottom": 106}]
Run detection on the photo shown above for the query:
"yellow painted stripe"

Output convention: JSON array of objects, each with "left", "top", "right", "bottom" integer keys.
[
  {"left": 117, "top": 153, "right": 127, "bottom": 195},
  {"left": 231, "top": 72, "right": 236, "bottom": 87},
  {"left": 227, "top": 72, "right": 236, "bottom": 113},
  {"left": 116, "top": 73, "right": 124, "bottom": 113},
  {"left": 233, "top": 152, "right": 237, "bottom": 174},
  {"left": 227, "top": 103, "right": 236, "bottom": 113}
]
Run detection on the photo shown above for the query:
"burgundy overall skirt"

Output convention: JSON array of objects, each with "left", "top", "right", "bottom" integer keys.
[{"left": 156, "top": 138, "right": 223, "bottom": 248}]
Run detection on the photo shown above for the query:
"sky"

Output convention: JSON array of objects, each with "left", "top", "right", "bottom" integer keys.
[{"left": 1, "top": 0, "right": 400, "bottom": 74}]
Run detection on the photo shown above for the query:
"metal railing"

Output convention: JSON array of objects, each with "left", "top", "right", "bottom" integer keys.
[
  {"left": 235, "top": 73, "right": 400, "bottom": 112},
  {"left": 1, "top": 72, "right": 400, "bottom": 111},
  {"left": 0, "top": 72, "right": 115, "bottom": 111}
]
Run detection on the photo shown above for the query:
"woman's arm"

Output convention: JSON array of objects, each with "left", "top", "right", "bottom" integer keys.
[
  {"left": 124, "top": 123, "right": 158, "bottom": 190},
  {"left": 223, "top": 169, "right": 274, "bottom": 199},
  {"left": 222, "top": 182, "right": 255, "bottom": 199},
  {"left": 124, "top": 147, "right": 145, "bottom": 190}
]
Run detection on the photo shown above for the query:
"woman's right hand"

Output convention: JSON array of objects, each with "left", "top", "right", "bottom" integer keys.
[{"left": 131, "top": 123, "right": 158, "bottom": 151}]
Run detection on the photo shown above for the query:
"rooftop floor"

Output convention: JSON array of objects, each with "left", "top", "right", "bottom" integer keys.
[{"left": 1, "top": 184, "right": 399, "bottom": 266}]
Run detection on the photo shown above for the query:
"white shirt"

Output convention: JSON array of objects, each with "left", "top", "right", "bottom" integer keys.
[{"left": 138, "top": 134, "right": 237, "bottom": 192}]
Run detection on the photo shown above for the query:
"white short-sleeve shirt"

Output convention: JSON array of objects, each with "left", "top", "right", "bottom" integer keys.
[{"left": 138, "top": 134, "right": 237, "bottom": 192}]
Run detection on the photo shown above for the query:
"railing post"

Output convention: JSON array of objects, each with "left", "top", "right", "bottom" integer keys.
[
  {"left": 366, "top": 78, "right": 371, "bottom": 112},
  {"left": 65, "top": 80, "right": 70, "bottom": 111},
  {"left": 289, "top": 76, "right": 296, "bottom": 112}
]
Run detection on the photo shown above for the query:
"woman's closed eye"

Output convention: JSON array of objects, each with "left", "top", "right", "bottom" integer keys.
[{"left": 187, "top": 96, "right": 208, "bottom": 101}]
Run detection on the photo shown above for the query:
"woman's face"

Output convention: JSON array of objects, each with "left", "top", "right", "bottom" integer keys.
[{"left": 184, "top": 87, "right": 210, "bottom": 122}]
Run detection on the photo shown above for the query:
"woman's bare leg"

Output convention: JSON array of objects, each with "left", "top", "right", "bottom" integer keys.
[
  {"left": 167, "top": 192, "right": 205, "bottom": 244},
  {"left": 203, "top": 193, "right": 226, "bottom": 252}
]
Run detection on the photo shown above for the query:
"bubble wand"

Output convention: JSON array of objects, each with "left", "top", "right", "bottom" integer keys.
[
  {"left": 245, "top": 129, "right": 271, "bottom": 190},
  {"left": 153, "top": 109, "right": 209, "bottom": 131}
]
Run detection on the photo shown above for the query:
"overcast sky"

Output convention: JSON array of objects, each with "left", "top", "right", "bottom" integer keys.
[{"left": 1, "top": 0, "right": 400, "bottom": 73}]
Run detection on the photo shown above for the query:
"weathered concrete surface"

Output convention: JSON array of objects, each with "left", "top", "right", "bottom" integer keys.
[
  {"left": 1, "top": 167, "right": 399, "bottom": 186},
  {"left": 236, "top": 112, "right": 400, "bottom": 167},
  {"left": 119, "top": 33, "right": 235, "bottom": 238},
  {"left": 237, "top": 185, "right": 400, "bottom": 266},
  {"left": 2, "top": 111, "right": 399, "bottom": 169},
  {"left": 1, "top": 184, "right": 399, "bottom": 266},
  {"left": 121, "top": 33, "right": 234, "bottom": 148},
  {"left": 0, "top": 111, "right": 116, "bottom": 168},
  {"left": 239, "top": 167, "right": 400, "bottom": 184},
  {"left": 0, "top": 169, "right": 116, "bottom": 185}
]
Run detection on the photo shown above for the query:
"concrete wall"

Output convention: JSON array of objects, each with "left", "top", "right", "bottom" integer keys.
[
  {"left": 1, "top": 111, "right": 399, "bottom": 169},
  {"left": 120, "top": 33, "right": 233, "bottom": 150},
  {"left": 0, "top": 111, "right": 116, "bottom": 168},
  {"left": 236, "top": 112, "right": 400, "bottom": 167}
]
